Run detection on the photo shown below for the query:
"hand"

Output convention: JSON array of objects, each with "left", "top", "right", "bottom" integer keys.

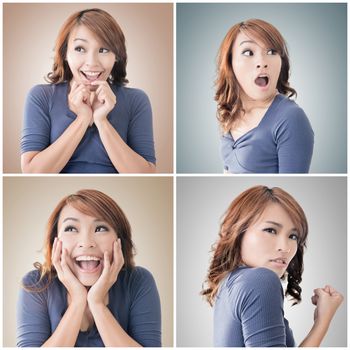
[
  {"left": 52, "top": 237, "right": 87, "bottom": 306},
  {"left": 68, "top": 81, "right": 93, "bottom": 125},
  {"left": 90, "top": 81, "right": 117, "bottom": 125},
  {"left": 311, "top": 285, "right": 343, "bottom": 325},
  {"left": 87, "top": 239, "right": 124, "bottom": 307}
]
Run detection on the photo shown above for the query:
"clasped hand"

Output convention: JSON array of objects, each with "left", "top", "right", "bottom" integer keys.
[
  {"left": 68, "top": 80, "right": 117, "bottom": 126},
  {"left": 311, "top": 285, "right": 343, "bottom": 325},
  {"left": 52, "top": 237, "right": 124, "bottom": 308}
]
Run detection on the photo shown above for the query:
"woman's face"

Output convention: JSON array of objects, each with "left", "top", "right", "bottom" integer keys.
[
  {"left": 66, "top": 24, "right": 116, "bottom": 90},
  {"left": 231, "top": 31, "right": 282, "bottom": 103},
  {"left": 240, "top": 203, "right": 299, "bottom": 277},
  {"left": 57, "top": 204, "right": 118, "bottom": 286}
]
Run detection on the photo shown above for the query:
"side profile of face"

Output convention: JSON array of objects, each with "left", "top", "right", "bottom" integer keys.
[
  {"left": 240, "top": 203, "right": 299, "bottom": 277},
  {"left": 66, "top": 24, "right": 116, "bottom": 90},
  {"left": 57, "top": 204, "right": 118, "bottom": 286},
  {"left": 231, "top": 31, "right": 282, "bottom": 103}
]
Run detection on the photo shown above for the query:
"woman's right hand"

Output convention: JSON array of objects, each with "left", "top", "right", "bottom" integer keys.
[
  {"left": 311, "top": 285, "right": 343, "bottom": 326},
  {"left": 68, "top": 81, "right": 93, "bottom": 125},
  {"left": 52, "top": 237, "right": 87, "bottom": 307}
]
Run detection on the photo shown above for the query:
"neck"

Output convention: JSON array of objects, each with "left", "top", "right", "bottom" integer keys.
[{"left": 241, "top": 91, "right": 278, "bottom": 114}]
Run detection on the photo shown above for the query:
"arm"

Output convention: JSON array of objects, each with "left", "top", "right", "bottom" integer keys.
[
  {"left": 21, "top": 83, "right": 92, "bottom": 173},
  {"left": 299, "top": 285, "right": 343, "bottom": 347},
  {"left": 43, "top": 238, "right": 88, "bottom": 347},
  {"left": 238, "top": 268, "right": 288, "bottom": 347},
  {"left": 275, "top": 106, "right": 314, "bottom": 173},
  {"left": 88, "top": 241, "right": 161, "bottom": 346},
  {"left": 92, "top": 81, "right": 156, "bottom": 173}
]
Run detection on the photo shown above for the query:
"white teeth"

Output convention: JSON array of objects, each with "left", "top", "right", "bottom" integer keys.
[
  {"left": 75, "top": 255, "right": 100, "bottom": 261},
  {"left": 83, "top": 71, "right": 101, "bottom": 76}
]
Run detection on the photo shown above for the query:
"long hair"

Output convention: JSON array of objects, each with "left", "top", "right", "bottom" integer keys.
[
  {"left": 46, "top": 8, "right": 128, "bottom": 85},
  {"left": 24, "top": 189, "right": 135, "bottom": 291},
  {"left": 201, "top": 185, "right": 308, "bottom": 306},
  {"left": 215, "top": 19, "right": 296, "bottom": 133}
]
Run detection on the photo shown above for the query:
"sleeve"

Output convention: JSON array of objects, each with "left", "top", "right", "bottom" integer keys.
[
  {"left": 20, "top": 85, "right": 52, "bottom": 154},
  {"left": 275, "top": 106, "right": 314, "bottom": 173},
  {"left": 237, "top": 268, "right": 287, "bottom": 347},
  {"left": 127, "top": 89, "right": 156, "bottom": 164},
  {"left": 128, "top": 267, "right": 161, "bottom": 347},
  {"left": 16, "top": 272, "right": 51, "bottom": 347}
]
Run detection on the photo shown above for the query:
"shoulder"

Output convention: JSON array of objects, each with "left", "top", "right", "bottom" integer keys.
[
  {"left": 116, "top": 85, "right": 151, "bottom": 108},
  {"left": 125, "top": 266, "right": 156, "bottom": 285},
  {"left": 226, "top": 267, "right": 282, "bottom": 298},
  {"left": 21, "top": 269, "right": 43, "bottom": 286},
  {"left": 26, "top": 83, "right": 65, "bottom": 108},
  {"left": 274, "top": 95, "right": 310, "bottom": 125},
  {"left": 231, "top": 267, "right": 280, "bottom": 287}
]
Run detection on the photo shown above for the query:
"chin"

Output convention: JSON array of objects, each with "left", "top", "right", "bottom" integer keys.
[{"left": 78, "top": 275, "right": 100, "bottom": 287}]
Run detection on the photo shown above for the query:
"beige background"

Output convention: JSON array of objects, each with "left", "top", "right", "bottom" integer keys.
[
  {"left": 3, "top": 3, "right": 173, "bottom": 173},
  {"left": 3, "top": 176, "right": 173, "bottom": 346}
]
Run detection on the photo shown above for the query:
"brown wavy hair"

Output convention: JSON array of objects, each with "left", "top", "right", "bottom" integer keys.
[
  {"left": 201, "top": 185, "right": 308, "bottom": 306},
  {"left": 24, "top": 189, "right": 135, "bottom": 291},
  {"left": 215, "top": 19, "right": 296, "bottom": 132},
  {"left": 46, "top": 8, "right": 128, "bottom": 85}
]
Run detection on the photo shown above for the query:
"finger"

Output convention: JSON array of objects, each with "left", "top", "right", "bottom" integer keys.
[
  {"left": 100, "top": 251, "right": 111, "bottom": 279},
  {"left": 51, "top": 237, "right": 57, "bottom": 261},
  {"left": 52, "top": 238, "right": 62, "bottom": 265},
  {"left": 91, "top": 80, "right": 109, "bottom": 88},
  {"left": 311, "top": 295, "right": 318, "bottom": 305}
]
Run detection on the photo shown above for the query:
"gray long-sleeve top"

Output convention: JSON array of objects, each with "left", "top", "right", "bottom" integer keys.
[
  {"left": 17, "top": 266, "right": 161, "bottom": 347},
  {"left": 220, "top": 94, "right": 314, "bottom": 173},
  {"left": 214, "top": 266, "right": 295, "bottom": 347}
]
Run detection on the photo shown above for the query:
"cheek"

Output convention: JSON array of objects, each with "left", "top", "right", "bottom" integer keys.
[{"left": 96, "top": 235, "right": 116, "bottom": 254}]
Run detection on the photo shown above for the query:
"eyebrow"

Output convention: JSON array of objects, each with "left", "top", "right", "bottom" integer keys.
[
  {"left": 264, "top": 220, "right": 283, "bottom": 227},
  {"left": 264, "top": 220, "right": 298, "bottom": 232},
  {"left": 73, "top": 38, "right": 88, "bottom": 43},
  {"left": 62, "top": 217, "right": 106, "bottom": 223},
  {"left": 239, "top": 40, "right": 257, "bottom": 46}
]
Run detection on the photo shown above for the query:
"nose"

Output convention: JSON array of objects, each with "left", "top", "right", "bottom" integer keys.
[
  {"left": 277, "top": 237, "right": 291, "bottom": 253},
  {"left": 78, "top": 232, "right": 96, "bottom": 249},
  {"left": 256, "top": 53, "right": 268, "bottom": 69},
  {"left": 85, "top": 51, "right": 100, "bottom": 67}
]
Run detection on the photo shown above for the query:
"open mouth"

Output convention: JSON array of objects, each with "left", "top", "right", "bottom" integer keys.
[
  {"left": 254, "top": 75, "right": 269, "bottom": 87},
  {"left": 75, "top": 255, "right": 102, "bottom": 272},
  {"left": 270, "top": 258, "right": 287, "bottom": 266},
  {"left": 80, "top": 71, "right": 103, "bottom": 82}
]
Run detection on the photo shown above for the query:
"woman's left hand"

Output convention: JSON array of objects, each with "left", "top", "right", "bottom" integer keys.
[
  {"left": 90, "top": 81, "right": 117, "bottom": 124},
  {"left": 87, "top": 239, "right": 124, "bottom": 307}
]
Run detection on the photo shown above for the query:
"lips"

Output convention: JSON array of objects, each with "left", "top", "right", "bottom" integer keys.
[
  {"left": 269, "top": 258, "right": 287, "bottom": 266},
  {"left": 74, "top": 255, "right": 102, "bottom": 272},
  {"left": 80, "top": 71, "right": 102, "bottom": 82},
  {"left": 254, "top": 74, "right": 269, "bottom": 87}
]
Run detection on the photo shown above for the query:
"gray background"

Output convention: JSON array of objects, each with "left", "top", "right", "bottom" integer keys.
[
  {"left": 177, "top": 3, "right": 347, "bottom": 173},
  {"left": 177, "top": 176, "right": 347, "bottom": 346}
]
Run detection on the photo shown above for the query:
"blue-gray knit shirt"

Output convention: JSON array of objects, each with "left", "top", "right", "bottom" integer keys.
[{"left": 214, "top": 266, "right": 295, "bottom": 347}]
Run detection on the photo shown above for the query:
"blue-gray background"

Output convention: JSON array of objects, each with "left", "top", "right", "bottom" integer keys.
[
  {"left": 177, "top": 3, "right": 347, "bottom": 173},
  {"left": 177, "top": 176, "right": 347, "bottom": 346}
]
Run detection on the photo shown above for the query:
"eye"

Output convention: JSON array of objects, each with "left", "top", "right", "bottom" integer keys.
[
  {"left": 64, "top": 225, "right": 78, "bottom": 232},
  {"left": 74, "top": 46, "right": 85, "bottom": 53},
  {"left": 289, "top": 233, "right": 299, "bottom": 241},
  {"left": 95, "top": 225, "right": 109, "bottom": 233},
  {"left": 242, "top": 49, "right": 253, "bottom": 57},
  {"left": 99, "top": 48, "right": 110, "bottom": 54},
  {"left": 267, "top": 48, "right": 278, "bottom": 55},
  {"left": 263, "top": 227, "right": 277, "bottom": 234}
]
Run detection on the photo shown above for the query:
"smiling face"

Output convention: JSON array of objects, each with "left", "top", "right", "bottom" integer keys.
[
  {"left": 240, "top": 203, "right": 299, "bottom": 277},
  {"left": 57, "top": 204, "right": 118, "bottom": 286},
  {"left": 231, "top": 31, "right": 282, "bottom": 103},
  {"left": 66, "top": 24, "right": 116, "bottom": 90}
]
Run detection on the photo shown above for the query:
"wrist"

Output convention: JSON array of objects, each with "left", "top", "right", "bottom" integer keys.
[{"left": 94, "top": 117, "right": 109, "bottom": 129}]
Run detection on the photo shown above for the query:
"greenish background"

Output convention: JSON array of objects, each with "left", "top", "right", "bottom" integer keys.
[{"left": 177, "top": 3, "right": 347, "bottom": 173}]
